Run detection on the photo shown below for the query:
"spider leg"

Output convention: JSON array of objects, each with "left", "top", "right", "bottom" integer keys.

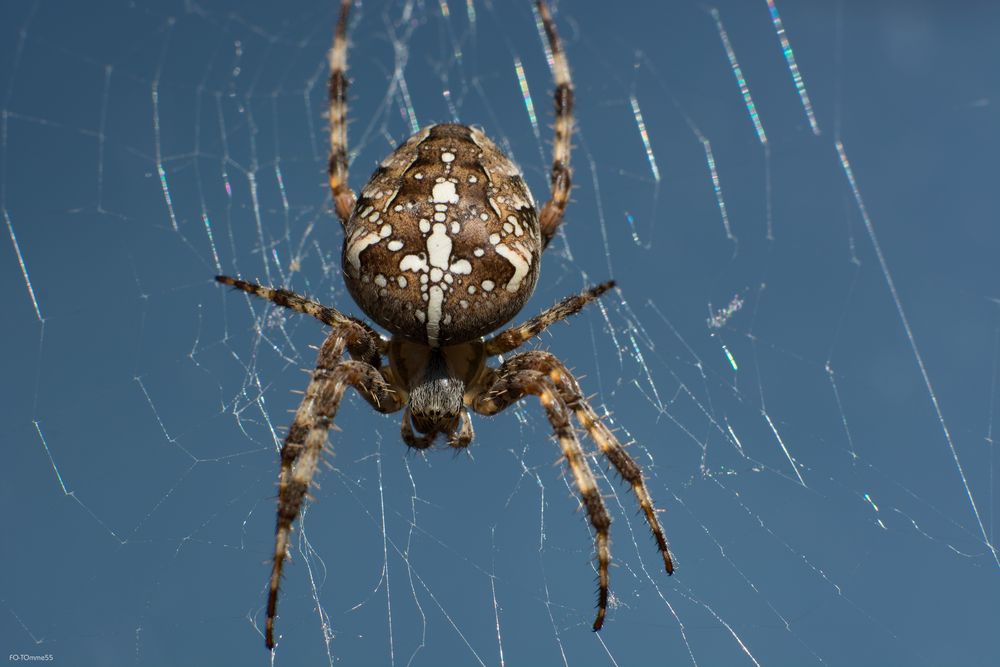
[
  {"left": 215, "top": 275, "right": 387, "bottom": 362},
  {"left": 329, "top": 0, "right": 356, "bottom": 225},
  {"left": 500, "top": 351, "right": 674, "bottom": 576},
  {"left": 536, "top": 0, "right": 574, "bottom": 250},
  {"left": 484, "top": 281, "right": 614, "bottom": 356},
  {"left": 266, "top": 329, "right": 404, "bottom": 650},
  {"left": 472, "top": 366, "right": 611, "bottom": 630}
]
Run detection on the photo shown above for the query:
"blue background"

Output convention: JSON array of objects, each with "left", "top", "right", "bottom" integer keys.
[{"left": 2, "top": 1, "right": 999, "bottom": 665}]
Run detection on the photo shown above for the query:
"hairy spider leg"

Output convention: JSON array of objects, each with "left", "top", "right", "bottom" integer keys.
[
  {"left": 215, "top": 275, "right": 386, "bottom": 361},
  {"left": 216, "top": 0, "right": 663, "bottom": 646},
  {"left": 329, "top": 0, "right": 356, "bottom": 225},
  {"left": 499, "top": 351, "right": 675, "bottom": 577},
  {"left": 473, "top": 367, "right": 612, "bottom": 631},
  {"left": 216, "top": 275, "right": 352, "bottom": 327},
  {"left": 485, "top": 281, "right": 615, "bottom": 356},
  {"left": 536, "top": 0, "right": 575, "bottom": 249},
  {"left": 266, "top": 332, "right": 404, "bottom": 649}
]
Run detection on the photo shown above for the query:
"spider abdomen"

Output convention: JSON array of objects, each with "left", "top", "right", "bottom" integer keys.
[{"left": 342, "top": 123, "right": 541, "bottom": 347}]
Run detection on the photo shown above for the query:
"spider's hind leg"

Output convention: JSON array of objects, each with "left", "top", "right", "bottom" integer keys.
[
  {"left": 536, "top": 0, "right": 574, "bottom": 250},
  {"left": 328, "top": 0, "right": 356, "bottom": 225}
]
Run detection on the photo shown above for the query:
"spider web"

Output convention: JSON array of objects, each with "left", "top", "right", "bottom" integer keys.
[{"left": 3, "top": 0, "right": 999, "bottom": 665}]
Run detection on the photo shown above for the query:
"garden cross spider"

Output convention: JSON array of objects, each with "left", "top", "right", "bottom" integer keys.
[{"left": 217, "top": 0, "right": 674, "bottom": 649}]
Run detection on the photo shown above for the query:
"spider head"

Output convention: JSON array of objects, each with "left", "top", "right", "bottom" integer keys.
[
  {"left": 408, "top": 370, "right": 464, "bottom": 434},
  {"left": 389, "top": 339, "right": 486, "bottom": 441}
]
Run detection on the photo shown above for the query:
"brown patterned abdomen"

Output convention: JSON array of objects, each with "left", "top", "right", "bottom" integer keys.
[{"left": 342, "top": 124, "right": 541, "bottom": 346}]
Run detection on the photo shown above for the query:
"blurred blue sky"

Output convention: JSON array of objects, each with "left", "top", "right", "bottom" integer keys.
[{"left": 2, "top": 1, "right": 999, "bottom": 665}]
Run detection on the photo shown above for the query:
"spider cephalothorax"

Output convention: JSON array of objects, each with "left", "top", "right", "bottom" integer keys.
[
  {"left": 388, "top": 337, "right": 486, "bottom": 446},
  {"left": 217, "top": 0, "right": 674, "bottom": 651}
]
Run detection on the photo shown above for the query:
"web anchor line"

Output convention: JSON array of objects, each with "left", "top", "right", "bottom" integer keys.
[{"left": 837, "top": 140, "right": 1000, "bottom": 568}]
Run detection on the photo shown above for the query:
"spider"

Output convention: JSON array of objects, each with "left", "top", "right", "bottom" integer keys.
[{"left": 216, "top": 0, "right": 674, "bottom": 649}]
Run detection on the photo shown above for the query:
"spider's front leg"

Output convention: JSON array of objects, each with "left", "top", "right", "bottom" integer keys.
[
  {"left": 493, "top": 351, "right": 674, "bottom": 577},
  {"left": 266, "top": 326, "right": 404, "bottom": 650},
  {"left": 472, "top": 366, "right": 612, "bottom": 630}
]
